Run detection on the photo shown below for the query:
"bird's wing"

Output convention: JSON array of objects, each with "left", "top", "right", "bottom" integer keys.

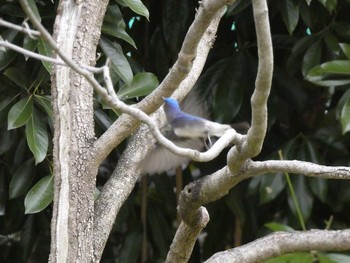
[{"left": 139, "top": 138, "right": 204, "bottom": 175}]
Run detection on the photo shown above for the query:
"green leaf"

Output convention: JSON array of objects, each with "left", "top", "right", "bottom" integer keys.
[
  {"left": 308, "top": 177, "right": 328, "bottom": 202},
  {"left": 259, "top": 173, "right": 286, "bottom": 204},
  {"left": 340, "top": 43, "right": 350, "bottom": 59},
  {"left": 340, "top": 96, "right": 350, "bottom": 134},
  {"left": 9, "top": 159, "right": 35, "bottom": 199},
  {"left": 0, "top": 169, "right": 7, "bottom": 215},
  {"left": 117, "top": 72, "right": 159, "bottom": 99},
  {"left": 280, "top": 0, "right": 299, "bottom": 35},
  {"left": 99, "top": 38, "right": 133, "bottom": 85},
  {"left": 318, "top": 253, "right": 338, "bottom": 263},
  {"left": 102, "top": 23, "right": 137, "bottom": 49},
  {"left": 302, "top": 41, "right": 322, "bottom": 76},
  {"left": 119, "top": 228, "right": 142, "bottom": 263},
  {"left": 0, "top": 29, "right": 19, "bottom": 70},
  {"left": 265, "top": 222, "right": 295, "bottom": 232},
  {"left": 27, "top": 0, "right": 41, "bottom": 22},
  {"left": 8, "top": 97, "right": 33, "bottom": 130},
  {"left": 326, "top": 253, "right": 350, "bottom": 263},
  {"left": 102, "top": 5, "right": 137, "bottom": 48},
  {"left": 3, "top": 67, "right": 28, "bottom": 90},
  {"left": 34, "top": 95, "right": 53, "bottom": 121},
  {"left": 38, "top": 38, "right": 53, "bottom": 73},
  {"left": 288, "top": 175, "right": 313, "bottom": 222},
  {"left": 24, "top": 175, "right": 53, "bottom": 214},
  {"left": 25, "top": 109, "right": 48, "bottom": 164},
  {"left": 116, "top": 0, "right": 149, "bottom": 20},
  {"left": 317, "top": 0, "right": 337, "bottom": 13},
  {"left": 308, "top": 60, "right": 350, "bottom": 76}
]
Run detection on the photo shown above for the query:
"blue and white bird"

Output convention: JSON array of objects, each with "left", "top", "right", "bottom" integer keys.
[{"left": 163, "top": 97, "right": 231, "bottom": 146}]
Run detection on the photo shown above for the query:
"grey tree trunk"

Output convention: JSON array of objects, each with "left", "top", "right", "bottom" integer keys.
[{"left": 49, "top": 1, "right": 108, "bottom": 261}]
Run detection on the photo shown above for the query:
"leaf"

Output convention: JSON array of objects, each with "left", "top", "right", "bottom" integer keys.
[
  {"left": 38, "top": 37, "right": 53, "bottom": 73},
  {"left": 116, "top": 0, "right": 149, "bottom": 20},
  {"left": 326, "top": 253, "right": 350, "bottom": 263},
  {"left": 340, "top": 96, "right": 350, "bottom": 134},
  {"left": 117, "top": 72, "right": 159, "bottom": 99},
  {"left": 259, "top": 173, "right": 286, "bottom": 204},
  {"left": 280, "top": 0, "right": 299, "bottom": 35},
  {"left": 340, "top": 43, "right": 350, "bottom": 59},
  {"left": 0, "top": 169, "right": 7, "bottom": 215},
  {"left": 34, "top": 95, "right": 53, "bottom": 121},
  {"left": 3, "top": 67, "right": 28, "bottom": 90},
  {"left": 99, "top": 38, "right": 133, "bottom": 86},
  {"left": 24, "top": 175, "right": 53, "bottom": 214},
  {"left": 27, "top": 0, "right": 41, "bottom": 22},
  {"left": 288, "top": 175, "right": 313, "bottom": 222},
  {"left": 8, "top": 97, "right": 33, "bottom": 130},
  {"left": 0, "top": 29, "right": 19, "bottom": 70},
  {"left": 25, "top": 109, "right": 48, "bottom": 164},
  {"left": 102, "top": 5, "right": 137, "bottom": 48},
  {"left": 308, "top": 60, "right": 350, "bottom": 76},
  {"left": 265, "top": 222, "right": 295, "bottom": 232},
  {"left": 302, "top": 41, "right": 322, "bottom": 76},
  {"left": 118, "top": 228, "right": 142, "bottom": 263},
  {"left": 308, "top": 177, "right": 328, "bottom": 202},
  {"left": 317, "top": 0, "right": 337, "bottom": 13},
  {"left": 9, "top": 159, "right": 35, "bottom": 199}
]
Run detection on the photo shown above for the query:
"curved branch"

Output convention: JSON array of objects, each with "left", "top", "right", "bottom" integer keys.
[
  {"left": 205, "top": 229, "right": 350, "bottom": 263},
  {"left": 227, "top": 0, "right": 273, "bottom": 172}
]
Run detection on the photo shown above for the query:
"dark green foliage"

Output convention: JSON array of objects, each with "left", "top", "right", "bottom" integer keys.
[{"left": 1, "top": 0, "right": 350, "bottom": 262}]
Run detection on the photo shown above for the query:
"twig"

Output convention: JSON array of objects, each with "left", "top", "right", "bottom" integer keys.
[{"left": 0, "top": 18, "right": 41, "bottom": 38}]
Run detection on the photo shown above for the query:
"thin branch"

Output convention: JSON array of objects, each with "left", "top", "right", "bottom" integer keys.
[
  {"left": 227, "top": 0, "right": 273, "bottom": 172},
  {"left": 0, "top": 40, "right": 66, "bottom": 66},
  {"left": 16, "top": 0, "right": 238, "bottom": 164},
  {"left": 205, "top": 229, "right": 350, "bottom": 263},
  {"left": 93, "top": 3, "right": 231, "bottom": 261},
  {"left": 246, "top": 160, "right": 350, "bottom": 179},
  {"left": 0, "top": 18, "right": 41, "bottom": 38}
]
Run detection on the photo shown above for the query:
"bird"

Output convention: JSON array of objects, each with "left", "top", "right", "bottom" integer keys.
[{"left": 163, "top": 97, "right": 231, "bottom": 147}]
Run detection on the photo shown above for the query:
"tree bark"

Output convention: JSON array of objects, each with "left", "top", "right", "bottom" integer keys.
[{"left": 50, "top": 0, "right": 108, "bottom": 262}]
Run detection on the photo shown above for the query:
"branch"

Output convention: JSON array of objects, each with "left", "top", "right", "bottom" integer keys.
[
  {"left": 8, "top": 1, "right": 237, "bottom": 165},
  {"left": 227, "top": 0, "right": 273, "bottom": 172},
  {"left": 247, "top": 160, "right": 350, "bottom": 179},
  {"left": 93, "top": 4, "right": 230, "bottom": 261},
  {"left": 92, "top": 0, "right": 237, "bottom": 166},
  {"left": 0, "top": 18, "right": 41, "bottom": 38},
  {"left": 205, "top": 229, "right": 350, "bottom": 263}
]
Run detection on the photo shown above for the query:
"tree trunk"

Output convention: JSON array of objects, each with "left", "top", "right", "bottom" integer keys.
[{"left": 49, "top": 0, "right": 108, "bottom": 261}]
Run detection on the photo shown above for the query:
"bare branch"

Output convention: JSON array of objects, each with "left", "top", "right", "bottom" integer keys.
[
  {"left": 205, "top": 229, "right": 350, "bottom": 263},
  {"left": 0, "top": 18, "right": 40, "bottom": 38},
  {"left": 227, "top": 0, "right": 273, "bottom": 172},
  {"left": 93, "top": 3, "right": 231, "bottom": 260},
  {"left": 246, "top": 160, "right": 350, "bottom": 179}
]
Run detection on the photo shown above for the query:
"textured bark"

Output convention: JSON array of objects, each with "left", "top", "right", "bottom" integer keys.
[{"left": 50, "top": 0, "right": 108, "bottom": 262}]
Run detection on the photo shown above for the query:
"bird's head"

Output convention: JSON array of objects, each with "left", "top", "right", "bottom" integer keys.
[{"left": 163, "top": 97, "right": 181, "bottom": 120}]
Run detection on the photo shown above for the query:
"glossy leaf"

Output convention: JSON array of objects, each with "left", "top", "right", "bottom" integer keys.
[
  {"left": 280, "top": 0, "right": 299, "bottom": 35},
  {"left": 34, "top": 95, "right": 53, "bottom": 121},
  {"left": 302, "top": 41, "right": 322, "bottom": 76},
  {"left": 3, "top": 67, "right": 28, "bottom": 90},
  {"left": 308, "top": 60, "right": 350, "bottom": 75},
  {"left": 99, "top": 38, "right": 133, "bottom": 86},
  {"left": 318, "top": 0, "right": 337, "bottom": 13},
  {"left": 117, "top": 0, "right": 149, "bottom": 20},
  {"left": 340, "top": 43, "right": 350, "bottom": 59},
  {"left": 308, "top": 177, "right": 328, "bottom": 202},
  {"left": 38, "top": 38, "right": 53, "bottom": 73},
  {"left": 0, "top": 169, "right": 7, "bottom": 215},
  {"left": 326, "top": 253, "right": 350, "bottom": 263},
  {"left": 8, "top": 97, "right": 33, "bottom": 130},
  {"left": 117, "top": 72, "right": 159, "bottom": 99},
  {"left": 24, "top": 175, "right": 53, "bottom": 214},
  {"left": 288, "top": 175, "right": 313, "bottom": 222},
  {"left": 27, "top": 0, "right": 41, "bottom": 22},
  {"left": 340, "top": 96, "right": 350, "bottom": 134},
  {"left": 0, "top": 127, "right": 13, "bottom": 154},
  {"left": 25, "top": 109, "right": 48, "bottom": 164},
  {"left": 9, "top": 159, "right": 35, "bottom": 199},
  {"left": 259, "top": 173, "right": 286, "bottom": 204},
  {"left": 103, "top": 5, "right": 136, "bottom": 48},
  {"left": 118, "top": 228, "right": 142, "bottom": 263},
  {"left": 0, "top": 29, "right": 19, "bottom": 70},
  {"left": 265, "top": 222, "right": 295, "bottom": 232}
]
